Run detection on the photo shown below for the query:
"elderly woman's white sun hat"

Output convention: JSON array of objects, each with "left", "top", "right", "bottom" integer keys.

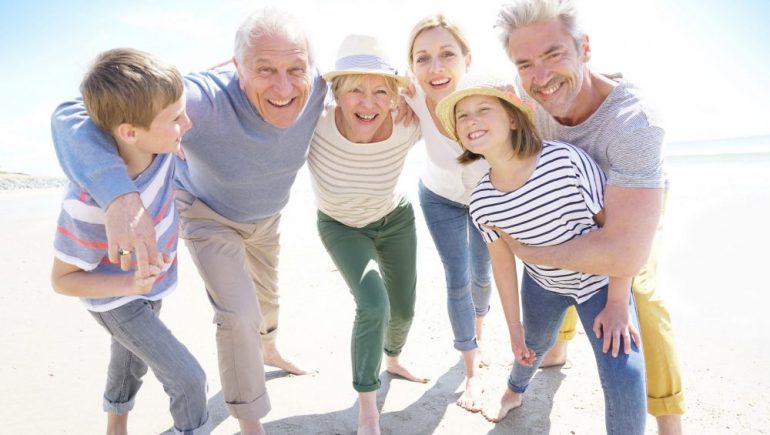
[
  {"left": 323, "top": 34, "right": 408, "bottom": 87},
  {"left": 435, "top": 71, "right": 535, "bottom": 142}
]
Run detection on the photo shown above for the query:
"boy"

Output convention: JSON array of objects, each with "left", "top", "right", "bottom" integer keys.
[{"left": 51, "top": 48, "right": 208, "bottom": 435}]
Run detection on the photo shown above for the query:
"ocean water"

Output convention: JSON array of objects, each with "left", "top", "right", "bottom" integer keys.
[{"left": 3, "top": 134, "right": 769, "bottom": 178}]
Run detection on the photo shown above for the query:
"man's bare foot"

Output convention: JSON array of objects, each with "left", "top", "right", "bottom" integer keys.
[
  {"left": 106, "top": 412, "right": 128, "bottom": 435},
  {"left": 656, "top": 414, "right": 683, "bottom": 435},
  {"left": 540, "top": 340, "right": 568, "bottom": 368},
  {"left": 385, "top": 356, "right": 429, "bottom": 383},
  {"left": 263, "top": 341, "right": 309, "bottom": 375},
  {"left": 456, "top": 374, "right": 484, "bottom": 412},
  {"left": 358, "top": 391, "right": 381, "bottom": 435},
  {"left": 482, "top": 388, "right": 522, "bottom": 423},
  {"left": 238, "top": 418, "right": 266, "bottom": 435}
]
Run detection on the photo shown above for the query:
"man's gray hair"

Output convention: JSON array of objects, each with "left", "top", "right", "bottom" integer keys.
[
  {"left": 233, "top": 8, "right": 314, "bottom": 68},
  {"left": 496, "top": 0, "right": 583, "bottom": 58}
]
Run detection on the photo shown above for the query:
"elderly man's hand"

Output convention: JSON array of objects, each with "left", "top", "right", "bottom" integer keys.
[{"left": 105, "top": 192, "right": 160, "bottom": 276}]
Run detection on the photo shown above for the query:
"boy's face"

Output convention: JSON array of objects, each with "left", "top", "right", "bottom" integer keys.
[{"left": 135, "top": 95, "right": 191, "bottom": 154}]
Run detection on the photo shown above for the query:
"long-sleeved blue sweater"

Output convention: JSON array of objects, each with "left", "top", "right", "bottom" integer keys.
[{"left": 51, "top": 69, "right": 326, "bottom": 223}]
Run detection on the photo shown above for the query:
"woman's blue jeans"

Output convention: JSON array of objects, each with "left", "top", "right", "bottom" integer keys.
[
  {"left": 509, "top": 271, "right": 647, "bottom": 435},
  {"left": 418, "top": 181, "right": 492, "bottom": 352}
]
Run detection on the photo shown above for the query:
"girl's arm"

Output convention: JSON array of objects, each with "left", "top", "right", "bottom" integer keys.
[
  {"left": 488, "top": 238, "right": 536, "bottom": 367},
  {"left": 51, "top": 258, "right": 160, "bottom": 298}
]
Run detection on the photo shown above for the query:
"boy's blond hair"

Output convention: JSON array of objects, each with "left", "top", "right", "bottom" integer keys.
[{"left": 80, "top": 48, "right": 183, "bottom": 131}]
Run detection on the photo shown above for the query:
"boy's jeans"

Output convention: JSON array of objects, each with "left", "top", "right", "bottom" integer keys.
[
  {"left": 509, "top": 272, "right": 647, "bottom": 435},
  {"left": 91, "top": 299, "right": 209, "bottom": 434},
  {"left": 418, "top": 181, "right": 492, "bottom": 352}
]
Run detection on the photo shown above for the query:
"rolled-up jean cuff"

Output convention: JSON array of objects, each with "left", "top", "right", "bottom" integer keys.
[
  {"left": 174, "top": 413, "right": 210, "bottom": 435},
  {"left": 454, "top": 336, "right": 478, "bottom": 352},
  {"left": 507, "top": 376, "right": 528, "bottom": 394},
  {"left": 227, "top": 392, "right": 271, "bottom": 422},
  {"left": 648, "top": 391, "right": 686, "bottom": 416},
  {"left": 103, "top": 396, "right": 135, "bottom": 414}
]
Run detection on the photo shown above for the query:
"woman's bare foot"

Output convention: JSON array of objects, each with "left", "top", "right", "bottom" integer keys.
[
  {"left": 263, "top": 340, "right": 309, "bottom": 375},
  {"left": 106, "top": 412, "right": 128, "bottom": 435},
  {"left": 476, "top": 341, "right": 491, "bottom": 368},
  {"left": 482, "top": 388, "right": 522, "bottom": 423},
  {"left": 358, "top": 391, "right": 381, "bottom": 435},
  {"left": 385, "top": 356, "right": 429, "bottom": 383},
  {"left": 238, "top": 418, "right": 266, "bottom": 435},
  {"left": 540, "top": 340, "right": 568, "bottom": 368},
  {"left": 456, "top": 374, "right": 484, "bottom": 412}
]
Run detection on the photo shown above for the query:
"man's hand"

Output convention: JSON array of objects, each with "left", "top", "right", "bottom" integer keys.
[
  {"left": 482, "top": 223, "right": 523, "bottom": 254},
  {"left": 105, "top": 192, "right": 160, "bottom": 276},
  {"left": 592, "top": 301, "right": 641, "bottom": 357}
]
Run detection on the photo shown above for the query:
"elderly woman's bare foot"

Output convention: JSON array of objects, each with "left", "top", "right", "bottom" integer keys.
[
  {"left": 263, "top": 341, "right": 309, "bottom": 375},
  {"left": 385, "top": 356, "right": 429, "bottom": 383},
  {"left": 358, "top": 391, "right": 381, "bottom": 435},
  {"left": 456, "top": 374, "right": 484, "bottom": 412},
  {"left": 482, "top": 389, "right": 522, "bottom": 423}
]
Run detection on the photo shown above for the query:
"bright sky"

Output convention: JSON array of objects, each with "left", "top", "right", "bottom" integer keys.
[{"left": 2, "top": 0, "right": 769, "bottom": 175}]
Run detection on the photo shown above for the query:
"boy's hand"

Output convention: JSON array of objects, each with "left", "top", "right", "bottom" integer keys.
[
  {"left": 131, "top": 253, "right": 167, "bottom": 294},
  {"left": 106, "top": 193, "right": 160, "bottom": 277},
  {"left": 592, "top": 301, "right": 641, "bottom": 357},
  {"left": 510, "top": 322, "right": 536, "bottom": 367}
]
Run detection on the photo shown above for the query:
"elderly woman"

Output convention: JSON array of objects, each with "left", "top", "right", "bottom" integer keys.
[
  {"left": 308, "top": 34, "right": 426, "bottom": 435},
  {"left": 404, "top": 15, "right": 492, "bottom": 413}
]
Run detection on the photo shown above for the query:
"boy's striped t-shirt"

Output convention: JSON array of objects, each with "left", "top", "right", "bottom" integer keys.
[
  {"left": 470, "top": 141, "right": 607, "bottom": 303},
  {"left": 53, "top": 154, "right": 178, "bottom": 312}
]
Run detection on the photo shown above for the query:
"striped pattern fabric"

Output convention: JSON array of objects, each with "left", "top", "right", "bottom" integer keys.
[
  {"left": 335, "top": 54, "right": 398, "bottom": 75},
  {"left": 470, "top": 141, "right": 608, "bottom": 303},
  {"left": 53, "top": 154, "right": 178, "bottom": 312},
  {"left": 308, "top": 105, "right": 421, "bottom": 227}
]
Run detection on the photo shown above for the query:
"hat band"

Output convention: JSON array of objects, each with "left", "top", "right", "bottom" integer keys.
[{"left": 334, "top": 54, "right": 398, "bottom": 75}]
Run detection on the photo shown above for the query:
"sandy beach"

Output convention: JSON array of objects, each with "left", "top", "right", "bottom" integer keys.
[{"left": 1, "top": 152, "right": 769, "bottom": 434}]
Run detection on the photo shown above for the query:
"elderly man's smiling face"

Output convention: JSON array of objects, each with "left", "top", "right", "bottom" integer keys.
[{"left": 235, "top": 33, "right": 312, "bottom": 129}]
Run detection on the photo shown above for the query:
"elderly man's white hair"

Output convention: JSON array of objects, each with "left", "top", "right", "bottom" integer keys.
[
  {"left": 233, "top": 8, "right": 315, "bottom": 68},
  {"left": 496, "top": 0, "right": 584, "bottom": 59}
]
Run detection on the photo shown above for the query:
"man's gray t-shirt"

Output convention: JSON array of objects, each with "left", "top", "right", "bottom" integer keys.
[{"left": 531, "top": 79, "right": 665, "bottom": 189}]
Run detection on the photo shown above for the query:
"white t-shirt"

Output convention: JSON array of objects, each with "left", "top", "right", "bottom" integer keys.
[{"left": 406, "top": 87, "right": 488, "bottom": 204}]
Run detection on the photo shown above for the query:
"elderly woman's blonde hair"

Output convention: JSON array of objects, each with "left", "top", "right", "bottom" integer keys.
[{"left": 331, "top": 74, "right": 401, "bottom": 107}]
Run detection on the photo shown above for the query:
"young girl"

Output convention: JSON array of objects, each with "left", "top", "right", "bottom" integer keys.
[{"left": 436, "top": 72, "right": 648, "bottom": 435}]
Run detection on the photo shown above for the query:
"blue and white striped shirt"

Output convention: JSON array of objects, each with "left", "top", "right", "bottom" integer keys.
[
  {"left": 470, "top": 141, "right": 607, "bottom": 303},
  {"left": 53, "top": 154, "right": 178, "bottom": 312}
]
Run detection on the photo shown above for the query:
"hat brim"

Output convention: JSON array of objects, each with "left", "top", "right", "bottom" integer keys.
[
  {"left": 435, "top": 85, "right": 534, "bottom": 142},
  {"left": 322, "top": 69, "right": 409, "bottom": 88}
]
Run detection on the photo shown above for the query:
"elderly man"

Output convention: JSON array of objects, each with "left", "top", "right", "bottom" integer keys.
[
  {"left": 492, "top": 1, "right": 684, "bottom": 433},
  {"left": 52, "top": 9, "right": 325, "bottom": 434}
]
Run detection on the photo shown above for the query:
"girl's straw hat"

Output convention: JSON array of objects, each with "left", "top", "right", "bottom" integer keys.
[{"left": 435, "top": 71, "right": 534, "bottom": 142}]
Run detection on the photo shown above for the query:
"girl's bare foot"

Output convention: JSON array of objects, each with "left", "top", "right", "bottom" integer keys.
[
  {"left": 263, "top": 341, "right": 309, "bottom": 375},
  {"left": 385, "top": 356, "right": 429, "bottom": 383},
  {"left": 456, "top": 374, "right": 484, "bottom": 412},
  {"left": 358, "top": 391, "right": 381, "bottom": 435},
  {"left": 476, "top": 341, "right": 491, "bottom": 368},
  {"left": 482, "top": 388, "right": 522, "bottom": 423}
]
